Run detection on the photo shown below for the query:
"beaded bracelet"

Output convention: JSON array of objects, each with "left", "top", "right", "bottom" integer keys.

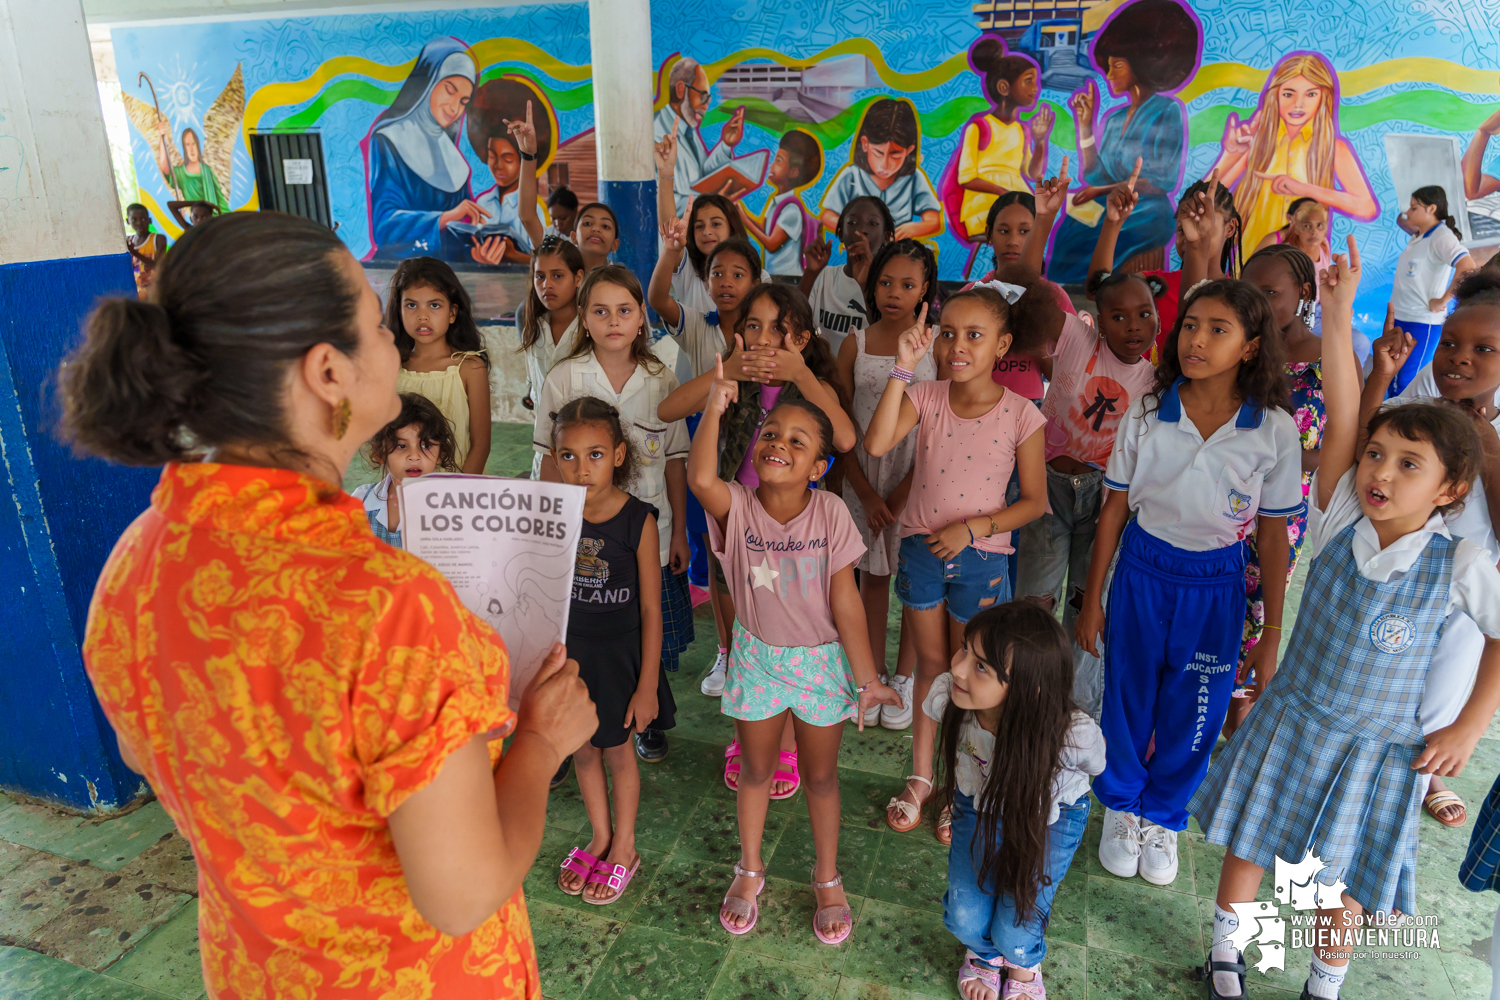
[{"left": 889, "top": 365, "right": 916, "bottom": 384}]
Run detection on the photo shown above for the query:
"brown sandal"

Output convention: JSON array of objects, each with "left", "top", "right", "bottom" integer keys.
[
  {"left": 1425, "top": 789, "right": 1467, "bottom": 827},
  {"left": 886, "top": 774, "right": 933, "bottom": 833}
]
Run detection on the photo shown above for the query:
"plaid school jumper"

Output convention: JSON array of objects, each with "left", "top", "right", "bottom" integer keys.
[{"left": 1190, "top": 523, "right": 1453, "bottom": 917}]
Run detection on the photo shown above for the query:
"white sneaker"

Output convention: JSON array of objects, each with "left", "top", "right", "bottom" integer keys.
[
  {"left": 881, "top": 674, "right": 915, "bottom": 730},
  {"left": 1099, "top": 807, "right": 1144, "bottom": 879},
  {"left": 863, "top": 674, "right": 887, "bottom": 726},
  {"left": 700, "top": 650, "right": 728, "bottom": 696},
  {"left": 1139, "top": 821, "right": 1179, "bottom": 885}
]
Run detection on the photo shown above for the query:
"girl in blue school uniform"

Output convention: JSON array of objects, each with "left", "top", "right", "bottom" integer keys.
[
  {"left": 1196, "top": 242, "right": 1500, "bottom": 1000},
  {"left": 1073, "top": 278, "right": 1304, "bottom": 889}
]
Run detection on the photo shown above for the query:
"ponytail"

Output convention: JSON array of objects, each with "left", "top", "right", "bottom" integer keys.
[
  {"left": 59, "top": 212, "right": 359, "bottom": 466},
  {"left": 1413, "top": 185, "right": 1463, "bottom": 240}
]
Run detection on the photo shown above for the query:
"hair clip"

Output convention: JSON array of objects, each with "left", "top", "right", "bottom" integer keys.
[
  {"left": 974, "top": 279, "right": 1026, "bottom": 304},
  {"left": 1184, "top": 278, "right": 1214, "bottom": 299}
]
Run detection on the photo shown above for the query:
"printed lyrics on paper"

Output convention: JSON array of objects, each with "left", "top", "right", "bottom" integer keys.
[{"left": 400, "top": 475, "right": 586, "bottom": 708}]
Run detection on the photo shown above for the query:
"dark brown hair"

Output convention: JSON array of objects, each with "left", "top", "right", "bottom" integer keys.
[
  {"left": 732, "top": 283, "right": 837, "bottom": 387},
  {"left": 520, "top": 235, "right": 587, "bottom": 351},
  {"left": 686, "top": 194, "right": 751, "bottom": 280},
  {"left": 465, "top": 76, "right": 554, "bottom": 167},
  {"left": 565, "top": 264, "right": 665, "bottom": 374},
  {"left": 1412, "top": 185, "right": 1464, "bottom": 241},
  {"left": 779, "top": 129, "right": 823, "bottom": 187},
  {"left": 971, "top": 37, "right": 1038, "bottom": 114},
  {"left": 1176, "top": 178, "right": 1243, "bottom": 277},
  {"left": 936, "top": 601, "right": 1077, "bottom": 924},
  {"left": 368, "top": 393, "right": 459, "bottom": 472},
  {"left": 1092, "top": 0, "right": 1199, "bottom": 93},
  {"left": 59, "top": 211, "right": 359, "bottom": 465},
  {"left": 766, "top": 398, "right": 835, "bottom": 462},
  {"left": 836, "top": 195, "right": 896, "bottom": 249},
  {"left": 864, "top": 238, "right": 938, "bottom": 319},
  {"left": 1148, "top": 278, "right": 1291, "bottom": 419},
  {"left": 1366, "top": 402, "right": 1482, "bottom": 515},
  {"left": 852, "top": 98, "right": 920, "bottom": 178},
  {"left": 1243, "top": 244, "right": 1317, "bottom": 326},
  {"left": 704, "top": 234, "right": 762, "bottom": 286},
  {"left": 383, "top": 257, "right": 485, "bottom": 362},
  {"left": 550, "top": 395, "right": 639, "bottom": 489},
  {"left": 574, "top": 201, "right": 619, "bottom": 239}
]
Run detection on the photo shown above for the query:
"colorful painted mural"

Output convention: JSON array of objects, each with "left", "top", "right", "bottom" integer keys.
[{"left": 112, "top": 0, "right": 1500, "bottom": 320}]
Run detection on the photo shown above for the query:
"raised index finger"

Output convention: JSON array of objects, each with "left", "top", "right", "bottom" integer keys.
[
  {"left": 1346, "top": 233, "right": 1361, "bottom": 273},
  {"left": 715, "top": 352, "right": 724, "bottom": 380},
  {"left": 1126, "top": 157, "right": 1142, "bottom": 191},
  {"left": 527, "top": 100, "right": 533, "bottom": 125}
]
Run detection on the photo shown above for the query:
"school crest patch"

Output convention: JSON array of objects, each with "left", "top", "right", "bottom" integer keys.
[
  {"left": 1226, "top": 489, "right": 1252, "bottom": 518},
  {"left": 1370, "top": 613, "right": 1416, "bottom": 654}
]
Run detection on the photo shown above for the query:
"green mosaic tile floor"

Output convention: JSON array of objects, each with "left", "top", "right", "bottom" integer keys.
[{"left": 0, "top": 424, "right": 1492, "bottom": 998}]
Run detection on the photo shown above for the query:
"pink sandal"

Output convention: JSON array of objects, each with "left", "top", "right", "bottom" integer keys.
[
  {"left": 719, "top": 864, "right": 766, "bottom": 935},
  {"left": 771, "top": 750, "right": 800, "bottom": 801},
  {"left": 811, "top": 870, "right": 853, "bottom": 945},
  {"left": 558, "top": 847, "right": 601, "bottom": 896},
  {"left": 724, "top": 742, "right": 742, "bottom": 791},
  {"left": 958, "top": 950, "right": 1003, "bottom": 999},
  {"left": 723, "top": 744, "right": 800, "bottom": 799},
  {"left": 583, "top": 855, "right": 641, "bottom": 906}
]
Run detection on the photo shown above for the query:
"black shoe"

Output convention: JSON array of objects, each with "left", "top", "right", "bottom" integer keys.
[
  {"left": 635, "top": 728, "right": 668, "bottom": 762},
  {"left": 1197, "top": 949, "right": 1246, "bottom": 999},
  {"left": 550, "top": 756, "right": 572, "bottom": 789}
]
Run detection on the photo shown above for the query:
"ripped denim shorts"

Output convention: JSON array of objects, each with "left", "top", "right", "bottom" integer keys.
[{"left": 895, "top": 534, "right": 1013, "bottom": 624}]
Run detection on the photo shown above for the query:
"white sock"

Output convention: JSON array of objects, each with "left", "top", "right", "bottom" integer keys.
[
  {"left": 1211, "top": 906, "right": 1243, "bottom": 997},
  {"left": 1489, "top": 904, "right": 1500, "bottom": 1000},
  {"left": 1307, "top": 955, "right": 1346, "bottom": 999}
]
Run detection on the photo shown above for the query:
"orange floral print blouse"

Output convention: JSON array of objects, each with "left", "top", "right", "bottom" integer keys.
[{"left": 83, "top": 463, "right": 540, "bottom": 1000}]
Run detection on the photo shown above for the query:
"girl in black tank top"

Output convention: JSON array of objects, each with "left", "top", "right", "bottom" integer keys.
[{"left": 549, "top": 398, "right": 674, "bottom": 906}]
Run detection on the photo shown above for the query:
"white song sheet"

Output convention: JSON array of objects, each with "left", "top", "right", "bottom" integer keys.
[{"left": 400, "top": 474, "right": 585, "bottom": 708}]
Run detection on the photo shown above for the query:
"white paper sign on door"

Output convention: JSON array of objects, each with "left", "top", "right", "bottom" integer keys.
[{"left": 282, "top": 158, "right": 314, "bottom": 185}]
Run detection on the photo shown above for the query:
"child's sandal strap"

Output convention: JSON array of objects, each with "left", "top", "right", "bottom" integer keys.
[
  {"left": 732, "top": 864, "right": 766, "bottom": 880},
  {"left": 811, "top": 871, "right": 843, "bottom": 890}
]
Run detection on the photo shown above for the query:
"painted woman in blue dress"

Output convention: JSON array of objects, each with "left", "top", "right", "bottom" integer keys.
[
  {"left": 363, "top": 38, "right": 483, "bottom": 260},
  {"left": 1047, "top": 0, "right": 1200, "bottom": 284}
]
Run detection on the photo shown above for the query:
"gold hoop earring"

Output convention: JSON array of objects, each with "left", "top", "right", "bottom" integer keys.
[{"left": 333, "top": 398, "right": 352, "bottom": 440}]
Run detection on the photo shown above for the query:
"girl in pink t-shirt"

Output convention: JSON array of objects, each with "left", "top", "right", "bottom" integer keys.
[
  {"left": 1015, "top": 272, "right": 1159, "bottom": 641},
  {"left": 864, "top": 286, "right": 1049, "bottom": 839},
  {"left": 690, "top": 356, "right": 897, "bottom": 946}
]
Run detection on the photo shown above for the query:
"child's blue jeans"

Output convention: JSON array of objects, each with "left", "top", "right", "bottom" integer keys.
[{"left": 944, "top": 791, "right": 1089, "bottom": 968}]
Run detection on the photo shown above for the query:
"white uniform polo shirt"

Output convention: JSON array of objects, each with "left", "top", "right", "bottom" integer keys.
[
  {"left": 1391, "top": 224, "right": 1470, "bottom": 326},
  {"left": 532, "top": 353, "right": 690, "bottom": 563},
  {"left": 670, "top": 305, "right": 734, "bottom": 381},
  {"left": 1103, "top": 378, "right": 1304, "bottom": 552}
]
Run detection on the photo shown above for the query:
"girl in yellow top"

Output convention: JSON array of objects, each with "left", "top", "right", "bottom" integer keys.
[
  {"left": 385, "top": 256, "right": 493, "bottom": 473},
  {"left": 956, "top": 38, "right": 1053, "bottom": 242},
  {"left": 1208, "top": 52, "right": 1377, "bottom": 252}
]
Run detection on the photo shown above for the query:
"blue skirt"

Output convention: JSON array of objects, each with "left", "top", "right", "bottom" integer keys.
[{"left": 1462, "top": 771, "right": 1500, "bottom": 893}]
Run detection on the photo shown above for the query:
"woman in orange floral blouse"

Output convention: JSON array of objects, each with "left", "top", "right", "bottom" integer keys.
[{"left": 60, "top": 212, "right": 597, "bottom": 1000}]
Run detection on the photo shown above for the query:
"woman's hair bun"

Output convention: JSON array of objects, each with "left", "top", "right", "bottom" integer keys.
[{"left": 60, "top": 297, "right": 207, "bottom": 465}]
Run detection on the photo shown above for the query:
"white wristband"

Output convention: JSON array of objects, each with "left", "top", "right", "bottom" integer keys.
[{"left": 1079, "top": 134, "right": 1096, "bottom": 149}]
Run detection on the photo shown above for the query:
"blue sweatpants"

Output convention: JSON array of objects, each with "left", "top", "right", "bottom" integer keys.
[
  {"left": 1093, "top": 521, "right": 1244, "bottom": 831},
  {"left": 1386, "top": 318, "right": 1443, "bottom": 399}
]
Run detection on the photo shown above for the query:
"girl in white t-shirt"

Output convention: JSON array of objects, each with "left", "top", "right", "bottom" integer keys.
[
  {"left": 520, "top": 235, "right": 586, "bottom": 476},
  {"left": 690, "top": 355, "right": 896, "bottom": 944},
  {"left": 1388, "top": 185, "right": 1477, "bottom": 395},
  {"left": 835, "top": 239, "right": 939, "bottom": 733},
  {"left": 800, "top": 195, "right": 896, "bottom": 358},
  {"left": 928, "top": 601, "right": 1104, "bottom": 1000},
  {"left": 653, "top": 125, "right": 761, "bottom": 313}
]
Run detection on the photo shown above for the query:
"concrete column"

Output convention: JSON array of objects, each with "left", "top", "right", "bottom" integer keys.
[
  {"left": 588, "top": 0, "right": 656, "bottom": 283},
  {"left": 0, "top": 0, "right": 156, "bottom": 812}
]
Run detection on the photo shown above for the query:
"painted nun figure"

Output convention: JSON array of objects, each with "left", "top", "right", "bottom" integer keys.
[{"left": 364, "top": 38, "right": 480, "bottom": 260}]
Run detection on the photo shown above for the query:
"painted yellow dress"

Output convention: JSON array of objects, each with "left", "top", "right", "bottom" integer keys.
[
  {"left": 958, "top": 115, "right": 1029, "bottom": 239},
  {"left": 398, "top": 350, "right": 487, "bottom": 468},
  {"left": 1236, "top": 120, "right": 1313, "bottom": 253}
]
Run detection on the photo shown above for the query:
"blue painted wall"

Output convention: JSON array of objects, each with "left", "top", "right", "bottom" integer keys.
[{"left": 0, "top": 253, "right": 157, "bottom": 812}]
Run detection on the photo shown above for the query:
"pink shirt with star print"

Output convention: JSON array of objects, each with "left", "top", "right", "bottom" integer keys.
[{"left": 708, "top": 481, "right": 865, "bottom": 648}]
